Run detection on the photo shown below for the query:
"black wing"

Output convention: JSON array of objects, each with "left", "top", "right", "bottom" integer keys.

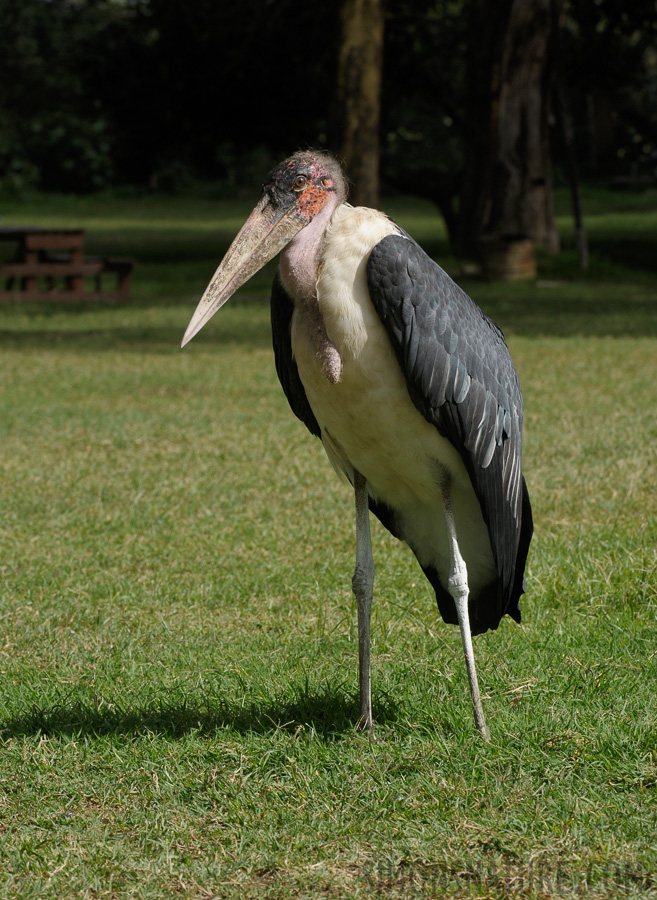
[
  {"left": 270, "top": 271, "right": 321, "bottom": 439},
  {"left": 367, "top": 234, "right": 532, "bottom": 624}
]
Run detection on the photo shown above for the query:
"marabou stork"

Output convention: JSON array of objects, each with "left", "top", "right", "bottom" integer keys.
[{"left": 182, "top": 151, "right": 533, "bottom": 739}]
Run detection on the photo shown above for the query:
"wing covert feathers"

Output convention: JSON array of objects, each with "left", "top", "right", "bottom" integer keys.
[{"left": 367, "top": 234, "right": 533, "bottom": 625}]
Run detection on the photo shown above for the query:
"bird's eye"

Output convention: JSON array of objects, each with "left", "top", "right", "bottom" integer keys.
[{"left": 293, "top": 175, "right": 307, "bottom": 193}]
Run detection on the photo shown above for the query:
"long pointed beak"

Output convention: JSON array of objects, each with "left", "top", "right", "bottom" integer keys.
[{"left": 181, "top": 196, "right": 306, "bottom": 347}]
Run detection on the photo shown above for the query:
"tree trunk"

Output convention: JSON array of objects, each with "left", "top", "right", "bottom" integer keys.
[
  {"left": 458, "top": 0, "right": 563, "bottom": 277},
  {"left": 555, "top": 78, "right": 588, "bottom": 270},
  {"left": 335, "top": 0, "right": 384, "bottom": 208}
]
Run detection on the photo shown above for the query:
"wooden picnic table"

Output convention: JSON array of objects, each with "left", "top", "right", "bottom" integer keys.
[{"left": 0, "top": 225, "right": 134, "bottom": 300}]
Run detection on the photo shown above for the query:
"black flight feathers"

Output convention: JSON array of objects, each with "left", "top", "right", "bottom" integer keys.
[{"left": 270, "top": 273, "right": 321, "bottom": 439}]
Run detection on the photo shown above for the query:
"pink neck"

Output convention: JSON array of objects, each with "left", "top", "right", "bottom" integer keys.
[{"left": 279, "top": 195, "right": 341, "bottom": 303}]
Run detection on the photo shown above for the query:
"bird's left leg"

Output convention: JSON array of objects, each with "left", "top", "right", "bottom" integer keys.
[
  {"left": 440, "top": 478, "right": 489, "bottom": 741},
  {"left": 352, "top": 469, "right": 375, "bottom": 735}
]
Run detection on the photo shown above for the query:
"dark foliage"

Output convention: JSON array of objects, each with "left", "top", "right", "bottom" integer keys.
[{"left": 1, "top": 0, "right": 656, "bottom": 194}]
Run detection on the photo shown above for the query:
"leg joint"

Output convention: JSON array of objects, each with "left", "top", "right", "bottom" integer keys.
[{"left": 448, "top": 559, "right": 468, "bottom": 594}]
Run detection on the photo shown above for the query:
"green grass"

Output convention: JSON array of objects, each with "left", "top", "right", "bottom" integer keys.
[{"left": 0, "top": 183, "right": 656, "bottom": 899}]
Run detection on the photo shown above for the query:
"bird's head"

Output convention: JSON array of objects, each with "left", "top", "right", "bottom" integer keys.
[{"left": 182, "top": 151, "right": 346, "bottom": 347}]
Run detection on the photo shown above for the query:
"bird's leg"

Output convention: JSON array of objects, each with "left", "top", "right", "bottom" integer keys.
[
  {"left": 352, "top": 469, "right": 375, "bottom": 736},
  {"left": 440, "top": 478, "right": 489, "bottom": 741}
]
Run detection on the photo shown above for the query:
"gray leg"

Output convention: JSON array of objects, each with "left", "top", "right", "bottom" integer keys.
[
  {"left": 352, "top": 470, "right": 375, "bottom": 735},
  {"left": 440, "top": 479, "right": 489, "bottom": 741}
]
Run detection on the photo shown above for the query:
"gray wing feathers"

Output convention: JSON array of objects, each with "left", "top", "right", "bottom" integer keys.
[{"left": 367, "top": 234, "right": 529, "bottom": 611}]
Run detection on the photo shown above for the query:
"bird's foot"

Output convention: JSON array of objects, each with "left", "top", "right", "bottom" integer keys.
[{"left": 356, "top": 714, "right": 376, "bottom": 742}]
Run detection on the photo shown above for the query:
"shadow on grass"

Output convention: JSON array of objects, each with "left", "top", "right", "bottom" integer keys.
[
  {"left": 593, "top": 238, "right": 657, "bottom": 276},
  {"left": 1, "top": 270, "right": 657, "bottom": 349},
  {"left": 0, "top": 323, "right": 273, "bottom": 352},
  {"left": 0, "top": 686, "right": 399, "bottom": 743},
  {"left": 481, "top": 292, "right": 657, "bottom": 338},
  {"left": 2, "top": 294, "right": 657, "bottom": 350}
]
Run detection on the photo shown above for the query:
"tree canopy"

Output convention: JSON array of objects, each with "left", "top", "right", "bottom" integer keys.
[{"left": 2, "top": 0, "right": 656, "bottom": 200}]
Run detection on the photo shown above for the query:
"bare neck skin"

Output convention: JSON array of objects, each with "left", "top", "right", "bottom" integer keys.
[{"left": 279, "top": 197, "right": 343, "bottom": 384}]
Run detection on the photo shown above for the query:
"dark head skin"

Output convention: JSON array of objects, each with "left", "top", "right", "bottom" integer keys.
[{"left": 262, "top": 151, "right": 348, "bottom": 223}]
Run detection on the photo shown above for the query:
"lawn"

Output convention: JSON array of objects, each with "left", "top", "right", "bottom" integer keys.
[{"left": 0, "top": 182, "right": 656, "bottom": 899}]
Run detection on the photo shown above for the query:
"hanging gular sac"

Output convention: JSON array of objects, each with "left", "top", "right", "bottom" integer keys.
[{"left": 295, "top": 297, "right": 343, "bottom": 384}]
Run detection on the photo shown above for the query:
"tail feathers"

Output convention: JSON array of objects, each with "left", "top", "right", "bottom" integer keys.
[
  {"left": 511, "top": 476, "right": 533, "bottom": 606},
  {"left": 367, "top": 490, "right": 530, "bottom": 636},
  {"left": 420, "top": 564, "right": 517, "bottom": 636}
]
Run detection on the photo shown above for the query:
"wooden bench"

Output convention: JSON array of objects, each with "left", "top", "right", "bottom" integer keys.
[
  {"left": 93, "top": 256, "right": 135, "bottom": 297},
  {"left": 45, "top": 253, "right": 136, "bottom": 298},
  {"left": 0, "top": 227, "right": 135, "bottom": 300}
]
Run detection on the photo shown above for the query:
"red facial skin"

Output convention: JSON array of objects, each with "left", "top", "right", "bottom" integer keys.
[{"left": 297, "top": 179, "right": 334, "bottom": 222}]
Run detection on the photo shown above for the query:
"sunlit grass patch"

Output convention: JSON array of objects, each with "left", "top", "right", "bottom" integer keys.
[{"left": 0, "top": 186, "right": 656, "bottom": 898}]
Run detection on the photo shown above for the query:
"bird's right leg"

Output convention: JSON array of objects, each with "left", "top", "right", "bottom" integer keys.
[
  {"left": 440, "top": 477, "right": 489, "bottom": 741},
  {"left": 352, "top": 469, "right": 375, "bottom": 735}
]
